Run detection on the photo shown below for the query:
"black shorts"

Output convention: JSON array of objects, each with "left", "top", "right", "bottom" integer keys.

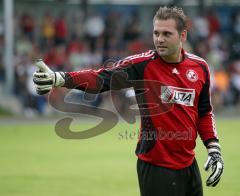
[{"left": 137, "top": 159, "right": 203, "bottom": 196}]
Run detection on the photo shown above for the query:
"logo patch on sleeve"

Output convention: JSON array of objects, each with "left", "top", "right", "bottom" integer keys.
[{"left": 160, "top": 86, "right": 195, "bottom": 106}]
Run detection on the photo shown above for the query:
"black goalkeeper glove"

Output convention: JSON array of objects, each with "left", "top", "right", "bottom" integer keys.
[
  {"left": 204, "top": 141, "right": 224, "bottom": 187},
  {"left": 33, "top": 60, "right": 65, "bottom": 95}
]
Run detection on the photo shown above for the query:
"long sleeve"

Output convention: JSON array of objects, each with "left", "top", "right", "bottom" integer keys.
[
  {"left": 63, "top": 59, "right": 138, "bottom": 93},
  {"left": 197, "top": 64, "right": 218, "bottom": 144},
  {"left": 62, "top": 50, "right": 155, "bottom": 94},
  {"left": 63, "top": 68, "right": 105, "bottom": 93}
]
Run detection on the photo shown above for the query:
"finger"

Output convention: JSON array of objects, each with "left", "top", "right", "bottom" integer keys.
[
  {"left": 36, "top": 84, "right": 52, "bottom": 91},
  {"left": 33, "top": 72, "right": 53, "bottom": 85},
  {"left": 206, "top": 162, "right": 223, "bottom": 186},
  {"left": 34, "top": 71, "right": 49, "bottom": 77},
  {"left": 210, "top": 162, "right": 223, "bottom": 181},
  {"left": 211, "top": 178, "right": 221, "bottom": 187},
  {"left": 33, "top": 72, "right": 51, "bottom": 79},
  {"left": 36, "top": 89, "right": 51, "bottom": 95},
  {"left": 204, "top": 156, "right": 213, "bottom": 171},
  {"left": 35, "top": 59, "right": 52, "bottom": 73},
  {"left": 36, "top": 85, "right": 52, "bottom": 95},
  {"left": 207, "top": 176, "right": 221, "bottom": 187},
  {"left": 33, "top": 77, "right": 53, "bottom": 85}
]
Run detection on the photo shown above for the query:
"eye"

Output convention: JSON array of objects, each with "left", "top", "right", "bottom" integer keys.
[
  {"left": 153, "top": 31, "right": 159, "bottom": 36},
  {"left": 163, "top": 32, "right": 172, "bottom": 37}
]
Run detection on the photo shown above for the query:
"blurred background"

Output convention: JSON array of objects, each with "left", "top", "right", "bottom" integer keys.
[
  {"left": 0, "top": 0, "right": 240, "bottom": 117},
  {"left": 0, "top": 1, "right": 240, "bottom": 196}
]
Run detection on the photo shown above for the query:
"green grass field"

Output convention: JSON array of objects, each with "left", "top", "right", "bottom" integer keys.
[{"left": 0, "top": 118, "right": 239, "bottom": 196}]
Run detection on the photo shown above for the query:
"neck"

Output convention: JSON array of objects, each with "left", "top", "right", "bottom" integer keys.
[{"left": 161, "top": 48, "right": 183, "bottom": 63}]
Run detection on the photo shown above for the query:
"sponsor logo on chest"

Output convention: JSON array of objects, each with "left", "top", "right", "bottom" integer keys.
[{"left": 160, "top": 86, "right": 195, "bottom": 106}]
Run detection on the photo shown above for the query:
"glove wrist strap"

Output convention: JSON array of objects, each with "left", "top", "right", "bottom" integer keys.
[
  {"left": 207, "top": 141, "right": 221, "bottom": 154},
  {"left": 54, "top": 72, "right": 65, "bottom": 87}
]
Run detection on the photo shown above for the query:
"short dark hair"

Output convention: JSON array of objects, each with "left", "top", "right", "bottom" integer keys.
[{"left": 153, "top": 6, "right": 187, "bottom": 33}]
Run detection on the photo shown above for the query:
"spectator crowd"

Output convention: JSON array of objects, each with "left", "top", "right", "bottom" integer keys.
[{"left": 0, "top": 5, "right": 240, "bottom": 117}]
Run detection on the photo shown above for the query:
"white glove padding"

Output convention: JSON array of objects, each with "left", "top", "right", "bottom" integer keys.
[
  {"left": 33, "top": 72, "right": 54, "bottom": 95},
  {"left": 204, "top": 141, "right": 224, "bottom": 187},
  {"left": 33, "top": 60, "right": 65, "bottom": 95}
]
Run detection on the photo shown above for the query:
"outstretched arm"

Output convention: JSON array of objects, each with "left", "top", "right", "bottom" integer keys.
[{"left": 33, "top": 58, "right": 138, "bottom": 95}]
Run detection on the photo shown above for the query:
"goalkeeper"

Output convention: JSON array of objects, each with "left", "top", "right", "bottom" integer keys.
[{"left": 33, "top": 6, "right": 224, "bottom": 196}]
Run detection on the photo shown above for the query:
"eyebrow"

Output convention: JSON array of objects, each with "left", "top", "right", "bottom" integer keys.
[{"left": 153, "top": 30, "right": 173, "bottom": 34}]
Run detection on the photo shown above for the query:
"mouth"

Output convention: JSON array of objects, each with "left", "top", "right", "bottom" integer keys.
[{"left": 157, "top": 46, "right": 167, "bottom": 49}]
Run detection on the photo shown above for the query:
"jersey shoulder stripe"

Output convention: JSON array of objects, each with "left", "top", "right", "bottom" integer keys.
[
  {"left": 103, "top": 50, "right": 155, "bottom": 71},
  {"left": 185, "top": 52, "right": 211, "bottom": 74},
  {"left": 185, "top": 52, "right": 208, "bottom": 65},
  {"left": 124, "top": 50, "right": 155, "bottom": 64}
]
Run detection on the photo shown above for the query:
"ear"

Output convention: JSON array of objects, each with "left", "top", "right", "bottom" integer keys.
[{"left": 181, "top": 30, "right": 187, "bottom": 42}]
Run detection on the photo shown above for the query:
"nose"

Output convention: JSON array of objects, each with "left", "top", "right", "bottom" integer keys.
[{"left": 157, "top": 34, "right": 165, "bottom": 43}]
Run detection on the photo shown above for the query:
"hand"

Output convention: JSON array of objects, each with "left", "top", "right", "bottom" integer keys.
[
  {"left": 33, "top": 59, "right": 65, "bottom": 95},
  {"left": 204, "top": 141, "right": 224, "bottom": 187}
]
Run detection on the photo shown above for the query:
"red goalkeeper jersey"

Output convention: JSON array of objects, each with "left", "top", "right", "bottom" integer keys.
[{"left": 63, "top": 49, "right": 218, "bottom": 170}]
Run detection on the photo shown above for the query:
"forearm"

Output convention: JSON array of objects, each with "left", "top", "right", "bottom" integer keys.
[
  {"left": 33, "top": 58, "right": 138, "bottom": 95},
  {"left": 63, "top": 71, "right": 104, "bottom": 93},
  {"left": 197, "top": 112, "right": 218, "bottom": 143}
]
